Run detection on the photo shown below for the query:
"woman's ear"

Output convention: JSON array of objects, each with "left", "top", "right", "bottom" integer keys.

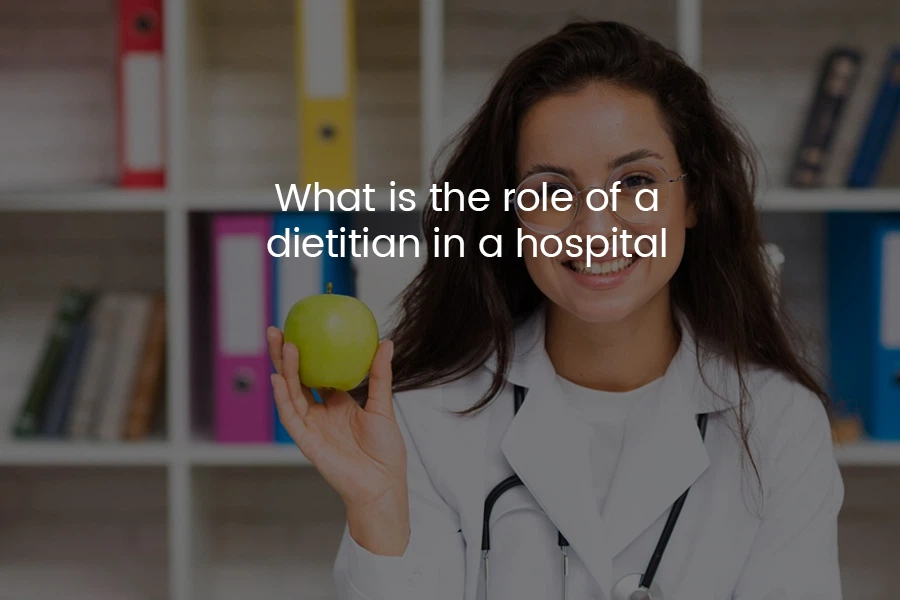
[{"left": 685, "top": 199, "right": 699, "bottom": 229}]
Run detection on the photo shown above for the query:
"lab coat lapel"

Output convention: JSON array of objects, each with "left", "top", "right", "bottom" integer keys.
[
  {"left": 437, "top": 381, "right": 492, "bottom": 600},
  {"left": 600, "top": 326, "right": 714, "bottom": 559},
  {"left": 498, "top": 316, "right": 614, "bottom": 596}
]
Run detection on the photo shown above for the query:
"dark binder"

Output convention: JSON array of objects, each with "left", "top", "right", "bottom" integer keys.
[{"left": 788, "top": 48, "right": 863, "bottom": 187}]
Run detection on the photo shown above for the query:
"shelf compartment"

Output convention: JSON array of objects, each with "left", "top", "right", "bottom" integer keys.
[
  {"left": 185, "top": 0, "right": 422, "bottom": 192},
  {"left": 0, "top": 212, "right": 168, "bottom": 447},
  {"left": 0, "top": 0, "right": 119, "bottom": 190},
  {"left": 0, "top": 466, "right": 168, "bottom": 600},
  {"left": 190, "top": 467, "right": 343, "bottom": 600},
  {"left": 702, "top": 0, "right": 900, "bottom": 187}
]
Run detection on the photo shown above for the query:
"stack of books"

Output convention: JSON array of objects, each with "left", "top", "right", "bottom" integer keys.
[{"left": 11, "top": 288, "right": 167, "bottom": 441}]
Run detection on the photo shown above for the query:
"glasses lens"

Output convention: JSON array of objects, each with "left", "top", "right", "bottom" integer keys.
[
  {"left": 609, "top": 162, "right": 671, "bottom": 224},
  {"left": 513, "top": 174, "right": 577, "bottom": 234}
]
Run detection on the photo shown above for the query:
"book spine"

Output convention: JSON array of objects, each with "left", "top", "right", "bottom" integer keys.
[
  {"left": 788, "top": 48, "right": 862, "bottom": 187},
  {"left": 848, "top": 48, "right": 900, "bottom": 187},
  {"left": 41, "top": 318, "right": 93, "bottom": 437},
  {"left": 95, "top": 294, "right": 153, "bottom": 441},
  {"left": 67, "top": 294, "right": 123, "bottom": 439},
  {"left": 13, "top": 289, "right": 92, "bottom": 437},
  {"left": 124, "top": 295, "right": 167, "bottom": 440}
]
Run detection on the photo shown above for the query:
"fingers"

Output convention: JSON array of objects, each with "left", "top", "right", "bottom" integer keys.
[
  {"left": 271, "top": 373, "right": 307, "bottom": 442},
  {"left": 282, "top": 342, "right": 314, "bottom": 418},
  {"left": 364, "top": 340, "right": 395, "bottom": 419},
  {"left": 267, "top": 326, "right": 285, "bottom": 375}
]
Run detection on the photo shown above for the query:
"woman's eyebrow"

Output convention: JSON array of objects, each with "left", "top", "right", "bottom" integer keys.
[
  {"left": 521, "top": 163, "right": 577, "bottom": 179},
  {"left": 521, "top": 150, "right": 665, "bottom": 180},
  {"left": 608, "top": 149, "right": 665, "bottom": 169}
]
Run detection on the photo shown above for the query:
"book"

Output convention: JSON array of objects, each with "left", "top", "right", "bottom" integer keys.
[
  {"left": 847, "top": 47, "right": 900, "bottom": 187},
  {"left": 13, "top": 289, "right": 93, "bottom": 437},
  {"left": 67, "top": 294, "right": 125, "bottom": 439},
  {"left": 124, "top": 295, "right": 167, "bottom": 440},
  {"left": 788, "top": 47, "right": 863, "bottom": 187},
  {"left": 40, "top": 315, "right": 93, "bottom": 436},
  {"left": 94, "top": 293, "right": 154, "bottom": 441}
]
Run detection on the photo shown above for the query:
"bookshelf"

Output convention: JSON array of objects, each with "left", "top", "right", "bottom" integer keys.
[{"left": 1, "top": 0, "right": 899, "bottom": 599}]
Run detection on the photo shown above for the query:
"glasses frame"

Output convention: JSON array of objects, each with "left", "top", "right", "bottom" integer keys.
[{"left": 511, "top": 163, "right": 688, "bottom": 234}]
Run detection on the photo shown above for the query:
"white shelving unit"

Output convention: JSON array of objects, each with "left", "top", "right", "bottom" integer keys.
[{"left": 2, "top": 0, "right": 899, "bottom": 599}]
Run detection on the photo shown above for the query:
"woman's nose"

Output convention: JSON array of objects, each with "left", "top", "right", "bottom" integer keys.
[{"left": 571, "top": 190, "right": 620, "bottom": 235}]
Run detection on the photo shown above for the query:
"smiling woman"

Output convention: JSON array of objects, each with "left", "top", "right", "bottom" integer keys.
[{"left": 266, "top": 20, "right": 843, "bottom": 600}]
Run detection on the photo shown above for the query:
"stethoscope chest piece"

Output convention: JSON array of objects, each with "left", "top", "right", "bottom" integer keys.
[{"left": 611, "top": 573, "right": 663, "bottom": 600}]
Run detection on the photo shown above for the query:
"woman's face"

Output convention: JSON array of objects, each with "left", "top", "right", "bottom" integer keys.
[{"left": 516, "top": 82, "right": 695, "bottom": 325}]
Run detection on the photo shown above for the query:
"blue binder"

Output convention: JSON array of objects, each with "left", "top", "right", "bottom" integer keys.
[
  {"left": 272, "top": 212, "right": 356, "bottom": 444},
  {"left": 828, "top": 213, "right": 900, "bottom": 439},
  {"left": 847, "top": 48, "right": 900, "bottom": 187}
]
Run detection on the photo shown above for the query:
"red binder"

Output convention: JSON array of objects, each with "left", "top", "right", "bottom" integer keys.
[{"left": 117, "top": 0, "right": 165, "bottom": 188}]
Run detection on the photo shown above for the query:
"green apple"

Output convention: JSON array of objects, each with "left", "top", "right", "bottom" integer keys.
[{"left": 283, "top": 282, "right": 379, "bottom": 391}]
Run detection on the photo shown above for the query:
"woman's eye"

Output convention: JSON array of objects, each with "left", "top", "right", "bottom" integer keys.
[
  {"left": 546, "top": 183, "right": 571, "bottom": 194},
  {"left": 621, "top": 174, "right": 654, "bottom": 188}
]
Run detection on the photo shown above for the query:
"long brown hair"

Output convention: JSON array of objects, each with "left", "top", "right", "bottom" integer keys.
[{"left": 387, "top": 21, "right": 827, "bottom": 466}]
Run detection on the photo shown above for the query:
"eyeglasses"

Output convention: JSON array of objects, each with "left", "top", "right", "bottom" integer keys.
[{"left": 510, "top": 162, "right": 687, "bottom": 235}]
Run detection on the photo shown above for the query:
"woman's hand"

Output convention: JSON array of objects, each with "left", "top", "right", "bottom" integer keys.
[{"left": 267, "top": 327, "right": 410, "bottom": 556}]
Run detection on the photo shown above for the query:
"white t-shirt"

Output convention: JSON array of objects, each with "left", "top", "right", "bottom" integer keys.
[{"left": 557, "top": 375, "right": 664, "bottom": 514}]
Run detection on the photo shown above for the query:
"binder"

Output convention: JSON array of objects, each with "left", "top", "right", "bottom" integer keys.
[
  {"left": 827, "top": 213, "right": 900, "bottom": 439},
  {"left": 788, "top": 47, "right": 862, "bottom": 187},
  {"left": 117, "top": 0, "right": 165, "bottom": 188},
  {"left": 212, "top": 215, "right": 274, "bottom": 443},
  {"left": 296, "top": 0, "right": 356, "bottom": 188},
  {"left": 847, "top": 48, "right": 900, "bottom": 187},
  {"left": 874, "top": 224, "right": 900, "bottom": 439},
  {"left": 271, "top": 212, "right": 355, "bottom": 443}
]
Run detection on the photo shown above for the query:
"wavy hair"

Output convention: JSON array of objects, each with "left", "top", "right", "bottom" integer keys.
[{"left": 384, "top": 21, "right": 828, "bottom": 474}]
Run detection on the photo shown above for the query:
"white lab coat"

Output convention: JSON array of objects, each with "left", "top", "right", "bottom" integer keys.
[{"left": 332, "top": 312, "right": 844, "bottom": 600}]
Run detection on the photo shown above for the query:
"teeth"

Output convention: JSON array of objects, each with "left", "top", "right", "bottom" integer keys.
[{"left": 567, "top": 257, "right": 636, "bottom": 275}]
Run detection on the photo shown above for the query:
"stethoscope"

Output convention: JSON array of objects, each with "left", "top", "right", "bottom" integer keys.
[{"left": 481, "top": 384, "right": 709, "bottom": 600}]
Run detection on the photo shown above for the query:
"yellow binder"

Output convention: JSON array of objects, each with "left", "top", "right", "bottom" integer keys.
[{"left": 296, "top": 0, "right": 356, "bottom": 189}]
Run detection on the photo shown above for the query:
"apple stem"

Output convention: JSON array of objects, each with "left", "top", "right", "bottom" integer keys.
[{"left": 326, "top": 282, "right": 333, "bottom": 294}]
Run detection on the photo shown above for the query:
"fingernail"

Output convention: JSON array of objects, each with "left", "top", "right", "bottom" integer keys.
[
  {"left": 270, "top": 374, "right": 277, "bottom": 386},
  {"left": 387, "top": 340, "right": 394, "bottom": 361}
]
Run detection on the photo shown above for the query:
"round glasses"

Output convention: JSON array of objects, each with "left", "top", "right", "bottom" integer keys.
[{"left": 511, "top": 162, "right": 687, "bottom": 234}]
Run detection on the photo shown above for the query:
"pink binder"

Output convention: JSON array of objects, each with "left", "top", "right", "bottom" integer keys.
[{"left": 211, "top": 214, "right": 274, "bottom": 442}]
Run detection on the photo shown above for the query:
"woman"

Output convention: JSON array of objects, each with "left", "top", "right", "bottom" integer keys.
[{"left": 268, "top": 21, "right": 843, "bottom": 600}]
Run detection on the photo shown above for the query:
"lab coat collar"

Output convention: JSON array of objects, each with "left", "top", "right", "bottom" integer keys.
[
  {"left": 486, "top": 307, "right": 743, "bottom": 415},
  {"left": 485, "top": 308, "right": 738, "bottom": 597}
]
